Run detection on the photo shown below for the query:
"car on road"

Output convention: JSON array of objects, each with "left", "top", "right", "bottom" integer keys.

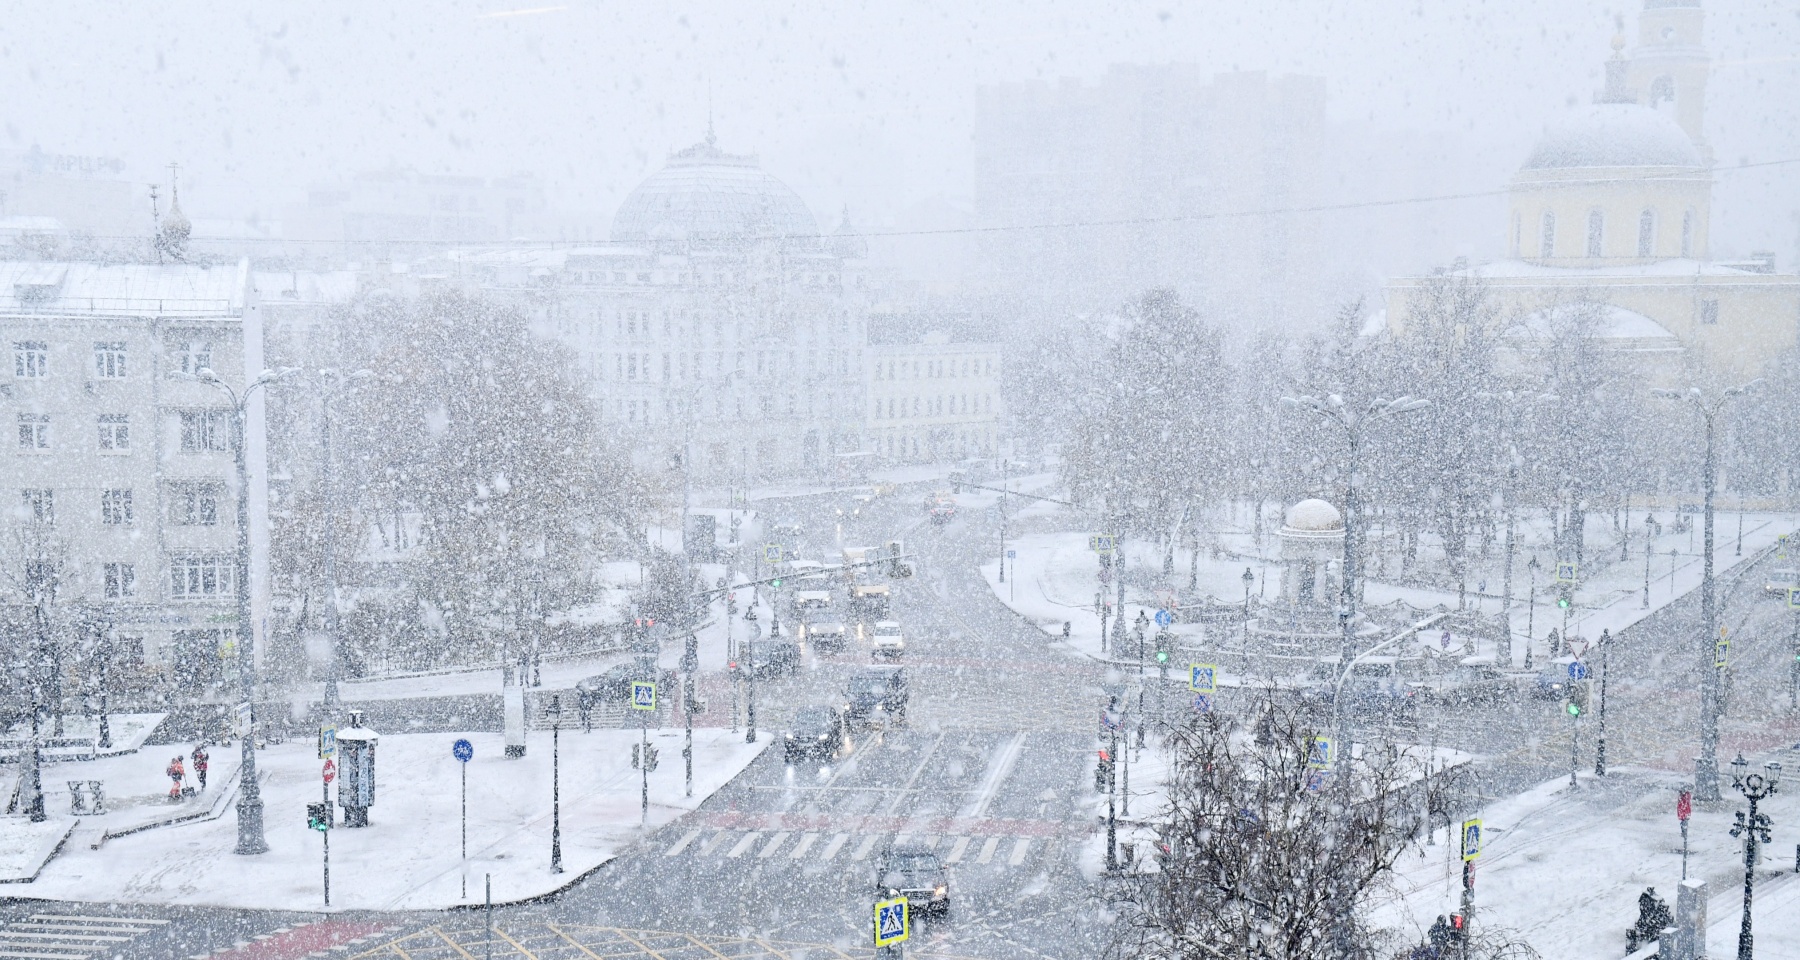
[
  {"left": 784, "top": 705, "right": 847, "bottom": 763},
  {"left": 1531, "top": 656, "right": 1586, "bottom": 700},
  {"left": 801, "top": 617, "right": 849, "bottom": 654},
  {"left": 875, "top": 845, "right": 949, "bottom": 916},
  {"left": 844, "top": 666, "right": 908, "bottom": 727},
  {"left": 868, "top": 620, "right": 905, "bottom": 659},
  {"left": 1297, "top": 656, "right": 1425, "bottom": 720},
  {"left": 850, "top": 583, "right": 891, "bottom": 618},
  {"left": 1764, "top": 568, "right": 1800, "bottom": 598},
  {"left": 926, "top": 493, "right": 956, "bottom": 525},
  {"left": 1418, "top": 660, "right": 1512, "bottom": 706},
  {"left": 744, "top": 639, "right": 801, "bottom": 678},
  {"left": 576, "top": 663, "right": 676, "bottom": 709},
  {"left": 794, "top": 589, "right": 834, "bottom": 612}
]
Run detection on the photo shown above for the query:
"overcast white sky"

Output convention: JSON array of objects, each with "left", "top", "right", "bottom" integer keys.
[{"left": 3, "top": 0, "right": 1796, "bottom": 254}]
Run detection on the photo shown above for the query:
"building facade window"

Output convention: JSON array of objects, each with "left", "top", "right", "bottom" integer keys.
[
  {"left": 14, "top": 341, "right": 48, "bottom": 378},
  {"left": 1681, "top": 211, "right": 1693, "bottom": 258},
  {"left": 1638, "top": 210, "right": 1656, "bottom": 258},
  {"left": 21, "top": 488, "right": 54, "bottom": 522},
  {"left": 98, "top": 413, "right": 130, "bottom": 451},
  {"left": 1540, "top": 212, "right": 1556, "bottom": 259},
  {"left": 104, "top": 562, "right": 135, "bottom": 599},
  {"left": 101, "top": 489, "right": 133, "bottom": 525},
  {"left": 1586, "top": 210, "right": 1604, "bottom": 258},
  {"left": 179, "top": 410, "right": 231, "bottom": 452},
  {"left": 170, "top": 483, "right": 221, "bottom": 526},
  {"left": 18, "top": 413, "right": 50, "bottom": 450},
  {"left": 93, "top": 342, "right": 127, "bottom": 379},
  {"left": 1700, "top": 299, "right": 1719, "bottom": 325},
  {"left": 170, "top": 555, "right": 234, "bottom": 598},
  {"left": 178, "top": 341, "right": 212, "bottom": 375}
]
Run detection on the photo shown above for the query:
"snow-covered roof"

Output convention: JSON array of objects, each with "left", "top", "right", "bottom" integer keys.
[
  {"left": 252, "top": 270, "right": 359, "bottom": 304},
  {"left": 1506, "top": 303, "right": 1679, "bottom": 341},
  {"left": 1449, "top": 258, "right": 1772, "bottom": 280},
  {"left": 0, "top": 260, "right": 246, "bottom": 316},
  {"left": 1282, "top": 498, "right": 1344, "bottom": 534},
  {"left": 1522, "top": 103, "right": 1703, "bottom": 170}
]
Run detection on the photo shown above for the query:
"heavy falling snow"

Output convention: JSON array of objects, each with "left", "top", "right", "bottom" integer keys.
[{"left": 3, "top": 2, "right": 1800, "bottom": 959}]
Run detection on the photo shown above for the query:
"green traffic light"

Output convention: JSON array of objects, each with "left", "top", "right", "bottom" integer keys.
[
  {"left": 1156, "top": 651, "right": 1169, "bottom": 663},
  {"left": 1566, "top": 702, "right": 1581, "bottom": 717},
  {"left": 1557, "top": 597, "right": 1571, "bottom": 609},
  {"left": 771, "top": 579, "right": 782, "bottom": 587}
]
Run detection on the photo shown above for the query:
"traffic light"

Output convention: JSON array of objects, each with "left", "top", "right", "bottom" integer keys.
[
  {"left": 1565, "top": 681, "right": 1589, "bottom": 718},
  {"left": 771, "top": 578, "right": 783, "bottom": 588},
  {"left": 1556, "top": 586, "right": 1572, "bottom": 610},
  {"left": 1449, "top": 914, "right": 1465, "bottom": 941},
  {"left": 306, "top": 802, "right": 331, "bottom": 832},
  {"left": 1095, "top": 749, "right": 1114, "bottom": 793},
  {"left": 644, "top": 745, "right": 660, "bottom": 772}
]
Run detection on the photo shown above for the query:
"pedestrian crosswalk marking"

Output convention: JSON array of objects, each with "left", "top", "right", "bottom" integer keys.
[
  {"left": 757, "top": 832, "right": 789, "bottom": 858},
  {"left": 944, "top": 836, "right": 971, "bottom": 863},
  {"left": 0, "top": 915, "right": 167, "bottom": 960},
  {"left": 788, "top": 833, "right": 818, "bottom": 859},
  {"left": 976, "top": 836, "right": 999, "bottom": 864},
  {"left": 1008, "top": 838, "right": 1031, "bottom": 865},
  {"left": 819, "top": 833, "right": 849, "bottom": 860},
  {"left": 851, "top": 835, "right": 878, "bottom": 860},
  {"left": 664, "top": 829, "right": 701, "bottom": 857},
  {"left": 698, "top": 831, "right": 729, "bottom": 855},
  {"left": 725, "top": 832, "right": 761, "bottom": 858}
]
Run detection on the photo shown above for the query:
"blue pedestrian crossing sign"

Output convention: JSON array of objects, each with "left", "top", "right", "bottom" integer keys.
[
  {"left": 631, "top": 681, "right": 658, "bottom": 711},
  {"left": 452, "top": 738, "right": 473, "bottom": 763},
  {"left": 1189, "top": 663, "right": 1217, "bottom": 694},
  {"left": 1788, "top": 586, "right": 1800, "bottom": 610},
  {"left": 1155, "top": 608, "right": 1173, "bottom": 627},
  {"left": 1308, "top": 737, "right": 1334, "bottom": 769},
  {"left": 1461, "top": 818, "right": 1482, "bottom": 862},
  {"left": 318, "top": 724, "right": 337, "bottom": 760},
  {"left": 1555, "top": 561, "right": 1578, "bottom": 583},
  {"left": 873, "top": 897, "right": 909, "bottom": 947},
  {"left": 1088, "top": 534, "right": 1116, "bottom": 554},
  {"left": 764, "top": 543, "right": 783, "bottom": 563}
]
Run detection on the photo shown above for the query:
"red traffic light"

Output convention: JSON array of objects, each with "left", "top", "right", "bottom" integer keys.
[
  {"left": 1097, "top": 749, "right": 1112, "bottom": 762},
  {"left": 1450, "top": 914, "right": 1464, "bottom": 931},
  {"left": 1677, "top": 789, "right": 1692, "bottom": 822}
]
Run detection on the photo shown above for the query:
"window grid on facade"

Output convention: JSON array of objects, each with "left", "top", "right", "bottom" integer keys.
[
  {"left": 1701, "top": 300, "right": 1719, "bottom": 325},
  {"left": 170, "top": 556, "right": 234, "bottom": 598},
  {"left": 14, "top": 341, "right": 48, "bottom": 378},
  {"left": 18, "top": 413, "right": 49, "bottom": 450},
  {"left": 179, "top": 410, "right": 231, "bottom": 452},
  {"left": 101, "top": 489, "right": 133, "bottom": 526},
  {"left": 179, "top": 341, "right": 212, "bottom": 375},
  {"left": 21, "top": 488, "right": 53, "bottom": 523},
  {"left": 1638, "top": 210, "right": 1656, "bottom": 258},
  {"left": 104, "top": 562, "right": 135, "bottom": 599},
  {"left": 1540, "top": 212, "right": 1556, "bottom": 259},
  {"left": 93, "top": 342, "right": 127, "bottom": 378},
  {"left": 171, "top": 483, "right": 221, "bottom": 526},
  {"left": 1586, "top": 211, "right": 1604, "bottom": 258},
  {"left": 98, "top": 413, "right": 130, "bottom": 451}
]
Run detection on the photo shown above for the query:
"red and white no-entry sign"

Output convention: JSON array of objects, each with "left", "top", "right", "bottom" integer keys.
[{"left": 322, "top": 759, "right": 337, "bottom": 783}]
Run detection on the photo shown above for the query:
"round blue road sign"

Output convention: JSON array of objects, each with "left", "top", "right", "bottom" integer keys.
[
  {"left": 1155, "top": 609, "right": 1173, "bottom": 627},
  {"left": 453, "top": 738, "right": 474, "bottom": 762}
]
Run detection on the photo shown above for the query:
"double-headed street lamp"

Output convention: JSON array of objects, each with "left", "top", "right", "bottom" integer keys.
[
  {"left": 1279, "top": 394, "right": 1431, "bottom": 667},
  {"left": 171, "top": 365, "right": 300, "bottom": 856},
  {"left": 310, "top": 368, "right": 371, "bottom": 707},
  {"left": 1728, "top": 754, "right": 1780, "bottom": 960},
  {"left": 1652, "top": 379, "right": 1761, "bottom": 801}
]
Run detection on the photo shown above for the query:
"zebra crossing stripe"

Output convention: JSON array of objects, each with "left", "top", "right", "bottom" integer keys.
[
  {"left": 726, "top": 832, "right": 762, "bottom": 858},
  {"left": 1008, "top": 838, "right": 1031, "bottom": 865},
  {"left": 944, "top": 836, "right": 971, "bottom": 863},
  {"left": 976, "top": 836, "right": 1000, "bottom": 864},
  {"left": 851, "top": 835, "right": 878, "bottom": 860},
  {"left": 664, "top": 829, "right": 702, "bottom": 857},
  {"left": 698, "top": 831, "right": 730, "bottom": 855},
  {"left": 757, "top": 832, "right": 790, "bottom": 858},
  {"left": 819, "top": 833, "right": 850, "bottom": 860},
  {"left": 788, "top": 833, "right": 818, "bottom": 859}
]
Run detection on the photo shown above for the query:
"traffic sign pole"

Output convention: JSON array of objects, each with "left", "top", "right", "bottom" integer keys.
[{"left": 453, "top": 738, "right": 473, "bottom": 899}]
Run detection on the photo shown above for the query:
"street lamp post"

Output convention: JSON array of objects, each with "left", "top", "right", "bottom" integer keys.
[
  {"left": 1653, "top": 380, "right": 1761, "bottom": 801},
  {"left": 1728, "top": 754, "right": 1781, "bottom": 960},
  {"left": 1595, "top": 629, "right": 1611, "bottom": 777},
  {"left": 171, "top": 365, "right": 298, "bottom": 855},
  {"left": 1644, "top": 520, "right": 1654, "bottom": 609},
  {"left": 548, "top": 695, "right": 563, "bottom": 874},
  {"left": 1241, "top": 566, "right": 1254, "bottom": 671},
  {"left": 1279, "top": 394, "right": 1431, "bottom": 669},
  {"left": 312, "top": 369, "right": 369, "bottom": 707},
  {"left": 1526, "top": 556, "right": 1540, "bottom": 670}
]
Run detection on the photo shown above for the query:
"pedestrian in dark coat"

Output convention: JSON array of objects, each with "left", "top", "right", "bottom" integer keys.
[{"left": 191, "top": 744, "right": 210, "bottom": 789}]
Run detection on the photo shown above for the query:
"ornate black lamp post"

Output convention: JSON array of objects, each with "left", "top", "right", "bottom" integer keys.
[{"left": 1728, "top": 753, "right": 1780, "bottom": 960}]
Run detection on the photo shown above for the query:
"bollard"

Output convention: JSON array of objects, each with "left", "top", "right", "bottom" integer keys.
[{"left": 1673, "top": 878, "right": 1707, "bottom": 960}]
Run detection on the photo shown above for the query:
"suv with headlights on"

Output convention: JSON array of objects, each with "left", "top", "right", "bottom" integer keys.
[{"left": 875, "top": 845, "right": 949, "bottom": 917}]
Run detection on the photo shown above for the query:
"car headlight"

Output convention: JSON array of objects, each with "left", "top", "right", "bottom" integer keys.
[
  {"left": 818, "top": 734, "right": 830, "bottom": 740},
  {"left": 784, "top": 733, "right": 795, "bottom": 739},
  {"left": 934, "top": 885, "right": 947, "bottom": 898}
]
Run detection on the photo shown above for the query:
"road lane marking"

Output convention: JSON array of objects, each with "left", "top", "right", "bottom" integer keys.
[
  {"left": 977, "top": 836, "right": 1000, "bottom": 864},
  {"left": 1008, "top": 838, "right": 1031, "bottom": 865},
  {"left": 757, "top": 832, "right": 790, "bottom": 858},
  {"left": 945, "top": 836, "right": 971, "bottom": 863},
  {"left": 961, "top": 731, "right": 1028, "bottom": 818},
  {"left": 883, "top": 734, "right": 946, "bottom": 815},
  {"left": 788, "top": 833, "right": 818, "bottom": 859},
  {"left": 820, "top": 833, "right": 850, "bottom": 860},
  {"left": 726, "top": 832, "right": 761, "bottom": 858},
  {"left": 663, "top": 829, "right": 701, "bottom": 856},
  {"left": 852, "top": 835, "right": 879, "bottom": 860}
]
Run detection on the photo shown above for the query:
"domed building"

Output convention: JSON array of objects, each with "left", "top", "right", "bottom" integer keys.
[
  {"left": 1385, "top": 0, "right": 1800, "bottom": 385},
  {"left": 1277, "top": 498, "right": 1345, "bottom": 608},
  {"left": 465, "top": 131, "right": 873, "bottom": 481}
]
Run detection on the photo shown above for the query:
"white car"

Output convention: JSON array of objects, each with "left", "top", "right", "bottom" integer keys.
[{"left": 869, "top": 620, "right": 905, "bottom": 659}]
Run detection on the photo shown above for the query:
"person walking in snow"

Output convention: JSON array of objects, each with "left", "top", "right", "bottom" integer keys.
[
  {"left": 166, "top": 755, "right": 187, "bottom": 801},
  {"left": 191, "top": 744, "right": 209, "bottom": 790}
]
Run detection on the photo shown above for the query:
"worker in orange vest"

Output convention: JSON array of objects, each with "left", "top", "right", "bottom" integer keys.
[{"left": 166, "top": 755, "right": 186, "bottom": 801}]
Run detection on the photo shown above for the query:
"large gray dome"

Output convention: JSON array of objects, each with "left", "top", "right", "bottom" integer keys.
[
  {"left": 1522, "top": 103, "right": 1704, "bottom": 171},
  {"left": 611, "top": 137, "right": 818, "bottom": 244}
]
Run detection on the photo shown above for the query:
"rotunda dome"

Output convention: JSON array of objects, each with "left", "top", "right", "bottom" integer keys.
[
  {"left": 610, "top": 136, "right": 818, "bottom": 245},
  {"left": 1283, "top": 498, "right": 1344, "bottom": 533},
  {"left": 1522, "top": 103, "right": 1703, "bottom": 171}
]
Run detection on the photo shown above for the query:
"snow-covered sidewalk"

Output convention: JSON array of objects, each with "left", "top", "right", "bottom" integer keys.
[{"left": 18, "top": 727, "right": 767, "bottom": 910}]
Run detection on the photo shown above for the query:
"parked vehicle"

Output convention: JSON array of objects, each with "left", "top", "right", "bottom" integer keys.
[
  {"left": 576, "top": 663, "right": 676, "bottom": 709},
  {"left": 1763, "top": 567, "right": 1800, "bottom": 598},
  {"left": 1298, "top": 656, "right": 1424, "bottom": 719},
  {"left": 784, "top": 705, "right": 847, "bottom": 762},
  {"left": 875, "top": 845, "right": 949, "bottom": 916},
  {"left": 844, "top": 666, "right": 908, "bottom": 726},
  {"left": 1419, "top": 660, "right": 1512, "bottom": 705},
  {"left": 745, "top": 639, "right": 801, "bottom": 678}
]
